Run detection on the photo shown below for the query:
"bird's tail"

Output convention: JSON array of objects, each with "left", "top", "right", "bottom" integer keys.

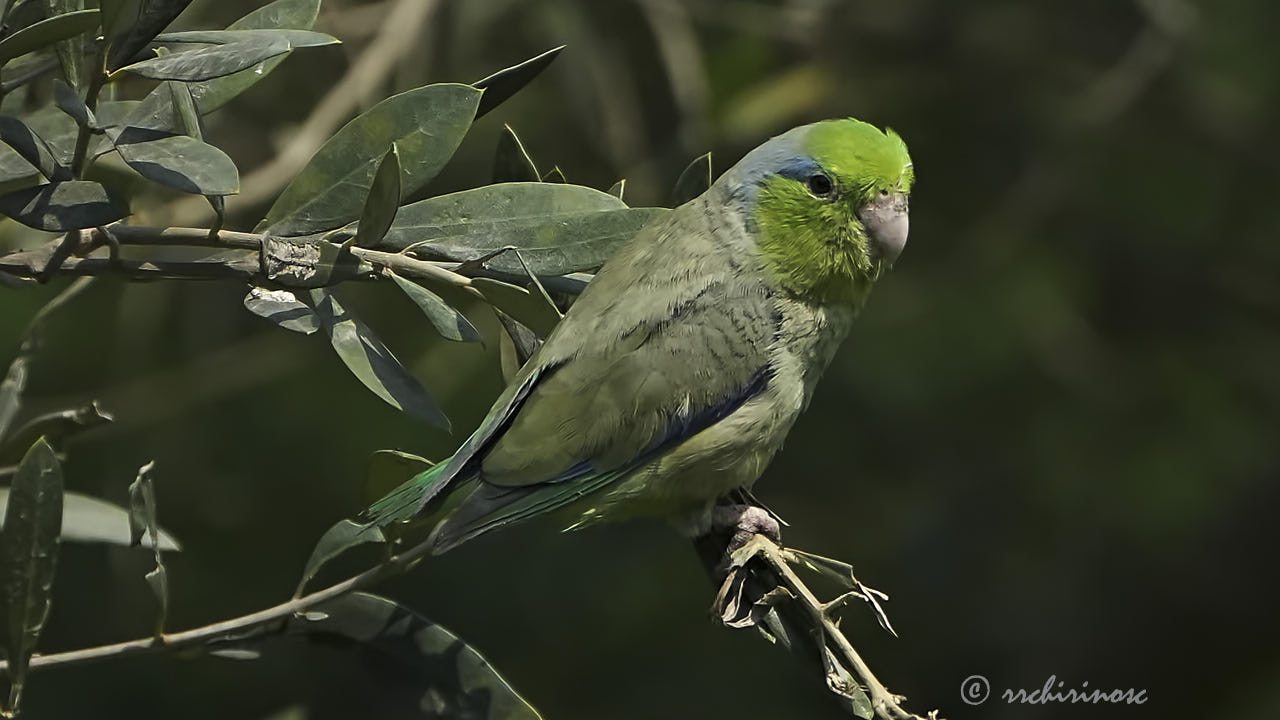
[{"left": 361, "top": 460, "right": 455, "bottom": 527}]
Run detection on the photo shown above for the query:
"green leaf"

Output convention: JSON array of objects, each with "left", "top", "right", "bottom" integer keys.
[
  {"left": 127, "top": 461, "right": 167, "bottom": 638},
  {"left": 259, "top": 83, "right": 481, "bottom": 237},
  {"left": 15, "top": 101, "right": 140, "bottom": 174},
  {"left": 0, "top": 148, "right": 39, "bottom": 193},
  {"left": 0, "top": 356, "right": 26, "bottom": 442},
  {"left": 473, "top": 45, "right": 564, "bottom": 119},
  {"left": 0, "top": 401, "right": 113, "bottom": 465},
  {"left": 104, "top": 0, "right": 194, "bottom": 71},
  {"left": 47, "top": 0, "right": 86, "bottom": 88},
  {"left": 472, "top": 277, "right": 559, "bottom": 338},
  {"left": 185, "top": 0, "right": 324, "bottom": 115},
  {"left": 113, "top": 125, "right": 240, "bottom": 195},
  {"left": 672, "top": 151, "right": 712, "bottom": 206},
  {"left": 353, "top": 145, "right": 401, "bottom": 249},
  {"left": 0, "top": 115, "right": 66, "bottom": 181},
  {"left": 540, "top": 166, "right": 566, "bottom": 184},
  {"left": 101, "top": 84, "right": 239, "bottom": 194},
  {"left": 294, "top": 519, "right": 383, "bottom": 597},
  {"left": 0, "top": 438, "right": 63, "bottom": 715},
  {"left": 111, "top": 81, "right": 183, "bottom": 136},
  {"left": 492, "top": 124, "right": 539, "bottom": 183},
  {"left": 0, "top": 8, "right": 100, "bottom": 68},
  {"left": 116, "top": 35, "right": 292, "bottom": 81},
  {"left": 0, "top": 180, "right": 129, "bottom": 230},
  {"left": 0, "top": 488, "right": 179, "bottom": 550},
  {"left": 364, "top": 449, "right": 433, "bottom": 506},
  {"left": 308, "top": 288, "right": 450, "bottom": 429},
  {"left": 243, "top": 286, "right": 320, "bottom": 335},
  {"left": 389, "top": 271, "right": 481, "bottom": 343},
  {"left": 295, "top": 593, "right": 543, "bottom": 720},
  {"left": 168, "top": 79, "right": 201, "bottom": 139},
  {"left": 375, "top": 182, "right": 667, "bottom": 275},
  {"left": 155, "top": 28, "right": 338, "bottom": 49},
  {"left": 52, "top": 78, "right": 96, "bottom": 130},
  {"left": 494, "top": 309, "right": 541, "bottom": 384},
  {"left": 607, "top": 179, "right": 626, "bottom": 201}
]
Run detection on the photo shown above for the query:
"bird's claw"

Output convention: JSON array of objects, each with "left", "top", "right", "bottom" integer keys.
[{"left": 712, "top": 503, "right": 782, "bottom": 556}]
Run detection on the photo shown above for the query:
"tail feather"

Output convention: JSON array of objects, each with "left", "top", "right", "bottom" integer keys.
[{"left": 362, "top": 461, "right": 455, "bottom": 526}]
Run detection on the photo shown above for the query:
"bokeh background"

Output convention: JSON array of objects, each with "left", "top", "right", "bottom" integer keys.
[{"left": 3, "top": 0, "right": 1278, "bottom": 718}]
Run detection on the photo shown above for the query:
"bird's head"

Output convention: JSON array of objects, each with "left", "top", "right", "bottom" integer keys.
[{"left": 723, "top": 118, "right": 914, "bottom": 306}]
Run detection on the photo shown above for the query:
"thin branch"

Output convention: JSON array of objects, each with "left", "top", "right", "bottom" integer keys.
[
  {"left": 69, "top": 51, "right": 108, "bottom": 179},
  {"left": 1, "top": 225, "right": 594, "bottom": 296},
  {"left": 753, "top": 538, "right": 925, "bottom": 720},
  {"left": 0, "top": 246, "right": 261, "bottom": 282},
  {"left": 702, "top": 526, "right": 940, "bottom": 720},
  {"left": 0, "top": 535, "right": 435, "bottom": 675}
]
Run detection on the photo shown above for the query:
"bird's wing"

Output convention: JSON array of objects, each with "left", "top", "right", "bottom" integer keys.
[{"left": 427, "top": 203, "right": 781, "bottom": 550}]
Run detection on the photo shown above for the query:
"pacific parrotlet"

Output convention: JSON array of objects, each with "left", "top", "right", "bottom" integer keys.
[{"left": 364, "top": 118, "right": 914, "bottom": 553}]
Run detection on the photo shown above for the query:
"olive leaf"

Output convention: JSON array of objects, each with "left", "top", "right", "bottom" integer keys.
[
  {"left": 0, "top": 116, "right": 66, "bottom": 181},
  {"left": 672, "top": 151, "right": 712, "bottom": 206},
  {"left": 0, "top": 180, "right": 129, "bottom": 230},
  {"left": 353, "top": 145, "right": 401, "bottom": 249},
  {"left": 0, "top": 8, "right": 100, "bottom": 68},
  {"left": 187, "top": 0, "right": 326, "bottom": 115},
  {"left": 116, "top": 35, "right": 293, "bottom": 82},
  {"left": 293, "top": 518, "right": 383, "bottom": 598},
  {"left": 154, "top": 28, "right": 337, "bottom": 48},
  {"left": 52, "top": 78, "right": 96, "bottom": 130},
  {"left": 389, "top": 272, "right": 481, "bottom": 343},
  {"left": 1, "top": 438, "right": 64, "bottom": 715},
  {"left": 473, "top": 45, "right": 564, "bottom": 119},
  {"left": 127, "top": 462, "right": 168, "bottom": 638},
  {"left": 373, "top": 182, "right": 667, "bottom": 275},
  {"left": 308, "top": 288, "right": 449, "bottom": 429},
  {"left": 103, "top": 0, "right": 195, "bottom": 71},
  {"left": 294, "top": 593, "right": 543, "bottom": 720},
  {"left": 243, "top": 287, "right": 320, "bottom": 335},
  {"left": 492, "top": 125, "right": 539, "bottom": 184},
  {"left": 0, "top": 401, "right": 113, "bottom": 465},
  {"left": 0, "top": 489, "right": 180, "bottom": 550},
  {"left": 258, "top": 84, "right": 481, "bottom": 237},
  {"left": 109, "top": 82, "right": 240, "bottom": 196}
]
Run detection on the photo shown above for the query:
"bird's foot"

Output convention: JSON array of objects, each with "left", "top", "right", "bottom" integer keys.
[{"left": 712, "top": 503, "right": 782, "bottom": 556}]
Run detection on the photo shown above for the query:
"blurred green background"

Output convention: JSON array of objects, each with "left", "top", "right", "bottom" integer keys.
[{"left": 3, "top": 0, "right": 1278, "bottom": 718}]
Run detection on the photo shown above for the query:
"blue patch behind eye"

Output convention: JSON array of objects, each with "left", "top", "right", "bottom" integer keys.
[{"left": 777, "top": 156, "right": 823, "bottom": 182}]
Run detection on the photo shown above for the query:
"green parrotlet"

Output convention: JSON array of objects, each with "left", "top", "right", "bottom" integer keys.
[{"left": 364, "top": 118, "right": 914, "bottom": 553}]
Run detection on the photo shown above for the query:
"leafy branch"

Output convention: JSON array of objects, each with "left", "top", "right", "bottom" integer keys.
[
  {"left": 0, "top": 1, "right": 941, "bottom": 717},
  {"left": 0, "top": 507, "right": 936, "bottom": 720}
]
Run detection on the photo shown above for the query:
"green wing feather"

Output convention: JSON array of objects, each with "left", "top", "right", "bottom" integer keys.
[{"left": 364, "top": 194, "right": 779, "bottom": 551}]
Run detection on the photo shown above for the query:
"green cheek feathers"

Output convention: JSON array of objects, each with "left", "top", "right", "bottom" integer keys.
[
  {"left": 752, "top": 119, "right": 914, "bottom": 306},
  {"left": 754, "top": 175, "right": 877, "bottom": 306}
]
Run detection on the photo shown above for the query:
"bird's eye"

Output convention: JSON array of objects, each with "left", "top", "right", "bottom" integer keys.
[
  {"left": 879, "top": 188, "right": 890, "bottom": 197},
  {"left": 806, "top": 173, "right": 834, "bottom": 199}
]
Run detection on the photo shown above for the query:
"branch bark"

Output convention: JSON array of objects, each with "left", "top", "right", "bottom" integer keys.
[
  {"left": 0, "top": 525, "right": 939, "bottom": 720},
  {"left": 0, "top": 535, "right": 433, "bottom": 674},
  {"left": 0, "top": 225, "right": 592, "bottom": 296}
]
